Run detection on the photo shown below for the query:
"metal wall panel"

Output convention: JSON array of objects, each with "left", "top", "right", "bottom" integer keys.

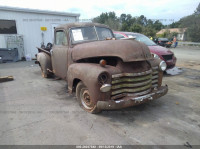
[
  {"left": 0, "top": 35, "right": 6, "bottom": 48},
  {"left": 0, "top": 9, "right": 78, "bottom": 58},
  {"left": 5, "top": 35, "right": 24, "bottom": 60}
]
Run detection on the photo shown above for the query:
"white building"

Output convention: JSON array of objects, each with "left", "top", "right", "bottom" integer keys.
[{"left": 0, "top": 6, "right": 80, "bottom": 59}]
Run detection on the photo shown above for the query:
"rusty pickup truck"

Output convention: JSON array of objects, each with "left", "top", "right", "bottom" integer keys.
[{"left": 35, "top": 22, "right": 168, "bottom": 113}]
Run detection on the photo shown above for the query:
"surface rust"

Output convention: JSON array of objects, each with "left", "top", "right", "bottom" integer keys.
[{"left": 36, "top": 22, "right": 167, "bottom": 111}]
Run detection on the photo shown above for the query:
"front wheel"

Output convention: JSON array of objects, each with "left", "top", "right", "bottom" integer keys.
[{"left": 76, "top": 81, "right": 101, "bottom": 114}]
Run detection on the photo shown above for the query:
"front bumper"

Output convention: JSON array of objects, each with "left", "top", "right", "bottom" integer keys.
[{"left": 97, "top": 85, "right": 168, "bottom": 110}]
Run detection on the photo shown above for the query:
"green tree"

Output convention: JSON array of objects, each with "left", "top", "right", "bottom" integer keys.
[
  {"left": 120, "top": 14, "right": 136, "bottom": 31},
  {"left": 130, "top": 24, "right": 143, "bottom": 33},
  {"left": 153, "top": 20, "right": 163, "bottom": 30},
  {"left": 169, "top": 22, "right": 181, "bottom": 28},
  {"left": 136, "top": 15, "right": 147, "bottom": 26},
  {"left": 93, "top": 12, "right": 164, "bottom": 35},
  {"left": 105, "top": 18, "right": 120, "bottom": 31},
  {"left": 194, "top": 2, "right": 200, "bottom": 14},
  {"left": 186, "top": 24, "right": 200, "bottom": 42},
  {"left": 119, "top": 14, "right": 127, "bottom": 23},
  {"left": 121, "top": 23, "right": 129, "bottom": 31},
  {"left": 92, "top": 12, "right": 120, "bottom": 30},
  {"left": 147, "top": 19, "right": 153, "bottom": 27},
  {"left": 168, "top": 3, "right": 200, "bottom": 41},
  {"left": 142, "top": 27, "right": 156, "bottom": 37}
]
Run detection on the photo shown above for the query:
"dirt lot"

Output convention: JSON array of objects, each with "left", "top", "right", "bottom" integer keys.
[{"left": 0, "top": 46, "right": 200, "bottom": 145}]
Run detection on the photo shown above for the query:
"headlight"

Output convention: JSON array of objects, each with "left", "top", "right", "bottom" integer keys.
[
  {"left": 152, "top": 53, "right": 160, "bottom": 59},
  {"left": 98, "top": 72, "right": 109, "bottom": 84},
  {"left": 98, "top": 72, "right": 111, "bottom": 92},
  {"left": 159, "top": 61, "right": 167, "bottom": 71}
]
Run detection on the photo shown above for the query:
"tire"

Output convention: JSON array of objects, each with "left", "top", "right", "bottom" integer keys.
[
  {"left": 37, "top": 52, "right": 52, "bottom": 78},
  {"left": 76, "top": 81, "right": 101, "bottom": 114}
]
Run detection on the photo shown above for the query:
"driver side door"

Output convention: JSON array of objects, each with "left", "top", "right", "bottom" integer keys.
[{"left": 51, "top": 29, "right": 68, "bottom": 80}]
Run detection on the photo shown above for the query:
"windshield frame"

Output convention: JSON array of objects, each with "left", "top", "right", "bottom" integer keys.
[{"left": 69, "top": 26, "right": 114, "bottom": 45}]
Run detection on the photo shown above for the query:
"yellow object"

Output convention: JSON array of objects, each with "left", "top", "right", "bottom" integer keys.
[{"left": 41, "top": 27, "right": 47, "bottom": 31}]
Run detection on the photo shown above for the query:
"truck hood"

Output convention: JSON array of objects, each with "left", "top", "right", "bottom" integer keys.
[{"left": 72, "top": 40, "right": 152, "bottom": 62}]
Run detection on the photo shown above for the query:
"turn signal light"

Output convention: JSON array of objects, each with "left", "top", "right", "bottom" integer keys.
[{"left": 100, "top": 59, "right": 107, "bottom": 67}]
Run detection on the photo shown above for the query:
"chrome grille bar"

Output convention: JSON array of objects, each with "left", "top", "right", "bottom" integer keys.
[
  {"left": 111, "top": 84, "right": 152, "bottom": 96},
  {"left": 112, "top": 70, "right": 152, "bottom": 78},
  {"left": 112, "top": 74, "right": 152, "bottom": 84},
  {"left": 111, "top": 68, "right": 159, "bottom": 100},
  {"left": 112, "top": 79, "right": 152, "bottom": 90}
]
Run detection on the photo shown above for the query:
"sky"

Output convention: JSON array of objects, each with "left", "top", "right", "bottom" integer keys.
[{"left": 0, "top": 0, "right": 199, "bottom": 24}]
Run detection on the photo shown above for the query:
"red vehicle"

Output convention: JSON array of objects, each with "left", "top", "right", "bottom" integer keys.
[{"left": 114, "top": 32, "right": 177, "bottom": 69}]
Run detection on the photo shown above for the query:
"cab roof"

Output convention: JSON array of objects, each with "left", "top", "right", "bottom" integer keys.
[{"left": 56, "top": 22, "right": 109, "bottom": 30}]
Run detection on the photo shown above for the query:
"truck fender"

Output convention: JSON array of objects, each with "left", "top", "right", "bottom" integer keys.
[
  {"left": 37, "top": 52, "right": 52, "bottom": 77},
  {"left": 67, "top": 63, "right": 120, "bottom": 104}
]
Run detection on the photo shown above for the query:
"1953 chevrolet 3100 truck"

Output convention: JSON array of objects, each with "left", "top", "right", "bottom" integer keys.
[{"left": 35, "top": 22, "right": 168, "bottom": 113}]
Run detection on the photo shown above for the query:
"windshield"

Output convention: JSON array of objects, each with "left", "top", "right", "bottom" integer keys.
[
  {"left": 70, "top": 26, "right": 114, "bottom": 44},
  {"left": 127, "top": 34, "right": 157, "bottom": 46},
  {"left": 114, "top": 33, "right": 126, "bottom": 39}
]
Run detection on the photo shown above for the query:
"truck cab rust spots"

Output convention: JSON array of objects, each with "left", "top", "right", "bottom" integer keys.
[{"left": 36, "top": 22, "right": 168, "bottom": 113}]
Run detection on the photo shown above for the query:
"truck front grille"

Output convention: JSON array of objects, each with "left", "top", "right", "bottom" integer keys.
[
  {"left": 152, "top": 66, "right": 159, "bottom": 88},
  {"left": 111, "top": 68, "right": 159, "bottom": 100}
]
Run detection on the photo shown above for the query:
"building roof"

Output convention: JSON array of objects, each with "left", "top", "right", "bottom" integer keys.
[
  {"left": 156, "top": 28, "right": 187, "bottom": 35},
  {"left": 0, "top": 6, "right": 80, "bottom": 17}
]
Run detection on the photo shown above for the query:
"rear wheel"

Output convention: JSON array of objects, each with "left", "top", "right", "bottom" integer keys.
[
  {"left": 41, "top": 67, "right": 48, "bottom": 78},
  {"left": 76, "top": 81, "right": 101, "bottom": 114},
  {"left": 40, "top": 64, "right": 51, "bottom": 78}
]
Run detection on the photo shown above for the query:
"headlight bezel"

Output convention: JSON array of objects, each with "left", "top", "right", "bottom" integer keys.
[{"left": 98, "top": 72, "right": 109, "bottom": 85}]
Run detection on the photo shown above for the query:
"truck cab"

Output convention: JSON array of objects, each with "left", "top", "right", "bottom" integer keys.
[{"left": 36, "top": 22, "right": 168, "bottom": 113}]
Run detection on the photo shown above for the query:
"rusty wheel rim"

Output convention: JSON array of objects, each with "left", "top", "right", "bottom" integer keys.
[{"left": 80, "top": 88, "right": 94, "bottom": 110}]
